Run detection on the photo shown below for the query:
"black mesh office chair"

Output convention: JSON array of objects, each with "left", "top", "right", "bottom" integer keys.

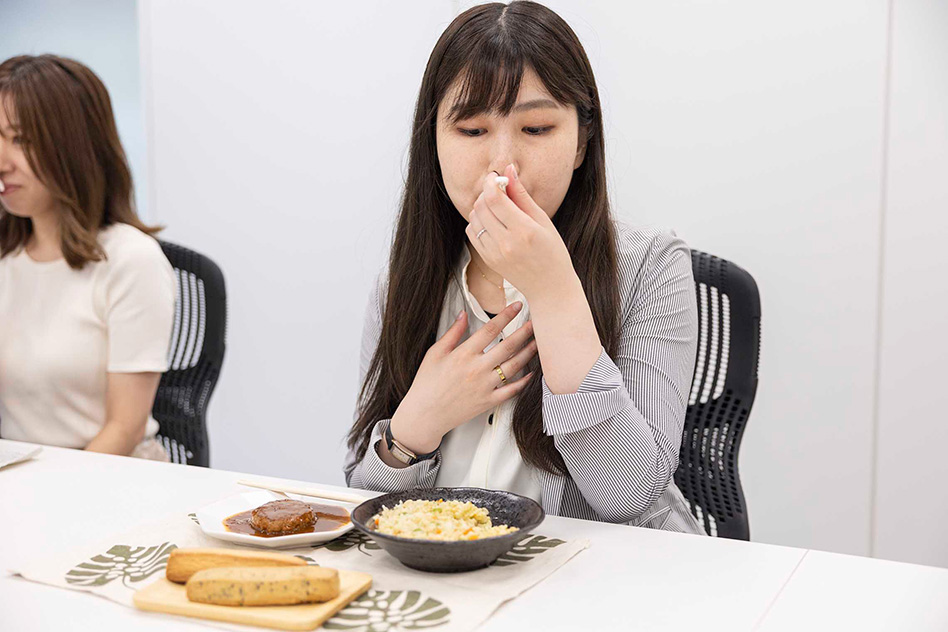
[
  {"left": 152, "top": 242, "right": 226, "bottom": 466},
  {"left": 674, "top": 251, "right": 760, "bottom": 540}
]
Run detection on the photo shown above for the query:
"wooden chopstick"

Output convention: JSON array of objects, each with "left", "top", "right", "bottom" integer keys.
[{"left": 236, "top": 479, "right": 369, "bottom": 504}]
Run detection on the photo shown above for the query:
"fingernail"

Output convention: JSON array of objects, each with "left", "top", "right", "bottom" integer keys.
[
  {"left": 456, "top": 310, "right": 465, "bottom": 320},
  {"left": 512, "top": 301, "right": 523, "bottom": 310},
  {"left": 508, "top": 163, "right": 518, "bottom": 180}
]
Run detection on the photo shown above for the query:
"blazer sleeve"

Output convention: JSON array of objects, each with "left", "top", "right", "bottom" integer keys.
[
  {"left": 342, "top": 271, "right": 442, "bottom": 491},
  {"left": 540, "top": 231, "right": 698, "bottom": 523}
]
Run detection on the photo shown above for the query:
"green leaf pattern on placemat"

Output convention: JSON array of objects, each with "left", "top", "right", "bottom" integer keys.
[
  {"left": 313, "top": 530, "right": 382, "bottom": 555},
  {"left": 325, "top": 590, "right": 450, "bottom": 631},
  {"left": 187, "top": 512, "right": 200, "bottom": 525},
  {"left": 65, "top": 542, "right": 177, "bottom": 588},
  {"left": 491, "top": 534, "right": 566, "bottom": 566}
]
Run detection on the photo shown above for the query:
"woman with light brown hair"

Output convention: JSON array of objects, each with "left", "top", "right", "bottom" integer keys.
[
  {"left": 344, "top": 1, "right": 702, "bottom": 533},
  {"left": 0, "top": 54, "right": 174, "bottom": 461}
]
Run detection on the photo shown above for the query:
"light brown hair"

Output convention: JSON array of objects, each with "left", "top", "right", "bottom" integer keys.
[
  {"left": 347, "top": 1, "right": 620, "bottom": 475},
  {"left": 0, "top": 54, "right": 159, "bottom": 269}
]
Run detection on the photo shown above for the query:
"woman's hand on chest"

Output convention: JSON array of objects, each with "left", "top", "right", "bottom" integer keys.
[{"left": 389, "top": 302, "right": 537, "bottom": 455}]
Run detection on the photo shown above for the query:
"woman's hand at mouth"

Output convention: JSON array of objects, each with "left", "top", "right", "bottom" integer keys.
[{"left": 464, "top": 163, "right": 576, "bottom": 302}]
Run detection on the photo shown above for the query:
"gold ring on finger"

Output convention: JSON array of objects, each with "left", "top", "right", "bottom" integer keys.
[{"left": 494, "top": 364, "right": 508, "bottom": 385}]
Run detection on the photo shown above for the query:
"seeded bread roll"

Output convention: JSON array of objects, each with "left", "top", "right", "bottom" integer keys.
[
  {"left": 185, "top": 566, "right": 341, "bottom": 606},
  {"left": 166, "top": 548, "right": 306, "bottom": 584}
]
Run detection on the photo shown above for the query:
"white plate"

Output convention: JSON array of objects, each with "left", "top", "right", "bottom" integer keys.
[{"left": 194, "top": 490, "right": 356, "bottom": 549}]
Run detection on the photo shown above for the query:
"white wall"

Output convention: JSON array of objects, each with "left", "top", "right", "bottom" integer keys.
[
  {"left": 139, "top": 0, "right": 456, "bottom": 487},
  {"left": 0, "top": 0, "right": 150, "bottom": 220},
  {"left": 874, "top": 0, "right": 948, "bottom": 568}
]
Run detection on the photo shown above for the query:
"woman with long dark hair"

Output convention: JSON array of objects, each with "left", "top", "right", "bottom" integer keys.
[
  {"left": 0, "top": 55, "right": 174, "bottom": 460},
  {"left": 345, "top": 1, "right": 701, "bottom": 533}
]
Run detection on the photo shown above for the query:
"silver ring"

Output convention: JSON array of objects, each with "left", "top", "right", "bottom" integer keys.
[{"left": 476, "top": 228, "right": 488, "bottom": 240}]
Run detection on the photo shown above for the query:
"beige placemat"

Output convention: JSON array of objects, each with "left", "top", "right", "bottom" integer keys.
[{"left": 10, "top": 501, "right": 589, "bottom": 631}]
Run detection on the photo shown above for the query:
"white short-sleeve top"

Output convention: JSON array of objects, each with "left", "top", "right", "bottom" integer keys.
[{"left": 0, "top": 222, "right": 176, "bottom": 448}]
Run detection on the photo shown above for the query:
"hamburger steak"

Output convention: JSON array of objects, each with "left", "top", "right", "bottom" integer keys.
[{"left": 249, "top": 499, "right": 317, "bottom": 535}]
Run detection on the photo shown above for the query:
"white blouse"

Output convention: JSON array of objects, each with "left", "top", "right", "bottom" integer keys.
[
  {"left": 433, "top": 244, "right": 543, "bottom": 502},
  {"left": 0, "top": 223, "right": 176, "bottom": 449}
]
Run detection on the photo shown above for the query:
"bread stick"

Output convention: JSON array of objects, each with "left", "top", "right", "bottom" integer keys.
[
  {"left": 165, "top": 548, "right": 306, "bottom": 584},
  {"left": 185, "top": 566, "right": 340, "bottom": 606}
]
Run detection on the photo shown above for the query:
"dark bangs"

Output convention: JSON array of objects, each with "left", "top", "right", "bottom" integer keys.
[{"left": 437, "top": 3, "right": 595, "bottom": 128}]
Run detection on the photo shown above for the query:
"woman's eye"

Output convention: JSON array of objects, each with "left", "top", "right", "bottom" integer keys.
[{"left": 457, "top": 126, "right": 553, "bottom": 137}]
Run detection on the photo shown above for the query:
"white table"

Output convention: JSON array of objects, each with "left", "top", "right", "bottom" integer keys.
[
  {"left": 757, "top": 549, "right": 948, "bottom": 630},
  {"left": 1, "top": 441, "right": 945, "bottom": 631}
]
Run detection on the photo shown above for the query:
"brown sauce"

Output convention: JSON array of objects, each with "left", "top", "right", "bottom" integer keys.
[{"left": 224, "top": 502, "right": 351, "bottom": 538}]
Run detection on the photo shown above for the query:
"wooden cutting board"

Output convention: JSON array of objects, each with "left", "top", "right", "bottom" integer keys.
[{"left": 133, "top": 569, "right": 372, "bottom": 631}]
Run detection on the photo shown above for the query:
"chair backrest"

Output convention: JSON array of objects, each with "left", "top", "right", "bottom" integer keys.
[
  {"left": 674, "top": 250, "right": 760, "bottom": 539},
  {"left": 153, "top": 241, "right": 226, "bottom": 466}
]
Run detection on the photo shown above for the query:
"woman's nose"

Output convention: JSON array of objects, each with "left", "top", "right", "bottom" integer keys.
[{"left": 487, "top": 131, "right": 518, "bottom": 172}]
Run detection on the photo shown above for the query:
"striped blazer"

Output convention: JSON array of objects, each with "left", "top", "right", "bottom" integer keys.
[{"left": 344, "top": 222, "right": 704, "bottom": 535}]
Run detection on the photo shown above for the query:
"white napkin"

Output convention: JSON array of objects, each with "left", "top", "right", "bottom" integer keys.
[{"left": 0, "top": 441, "right": 42, "bottom": 470}]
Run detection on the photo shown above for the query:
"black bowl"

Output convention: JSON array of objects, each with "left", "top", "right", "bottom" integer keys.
[{"left": 350, "top": 487, "right": 545, "bottom": 573}]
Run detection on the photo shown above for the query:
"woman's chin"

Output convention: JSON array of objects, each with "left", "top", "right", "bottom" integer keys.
[
  {"left": 0, "top": 205, "right": 32, "bottom": 218},
  {"left": 0, "top": 199, "right": 43, "bottom": 219}
]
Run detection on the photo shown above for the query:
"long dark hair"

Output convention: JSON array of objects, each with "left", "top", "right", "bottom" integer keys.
[
  {"left": 347, "top": 1, "right": 620, "bottom": 475},
  {"left": 0, "top": 55, "right": 160, "bottom": 269}
]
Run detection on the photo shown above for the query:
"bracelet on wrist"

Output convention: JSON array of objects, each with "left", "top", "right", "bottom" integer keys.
[{"left": 384, "top": 423, "right": 438, "bottom": 466}]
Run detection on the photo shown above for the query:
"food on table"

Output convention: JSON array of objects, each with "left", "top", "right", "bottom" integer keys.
[
  {"left": 250, "top": 499, "right": 316, "bottom": 535},
  {"left": 223, "top": 499, "right": 351, "bottom": 538},
  {"left": 372, "top": 499, "right": 519, "bottom": 541},
  {"left": 185, "top": 566, "right": 341, "bottom": 607},
  {"left": 166, "top": 548, "right": 305, "bottom": 584}
]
